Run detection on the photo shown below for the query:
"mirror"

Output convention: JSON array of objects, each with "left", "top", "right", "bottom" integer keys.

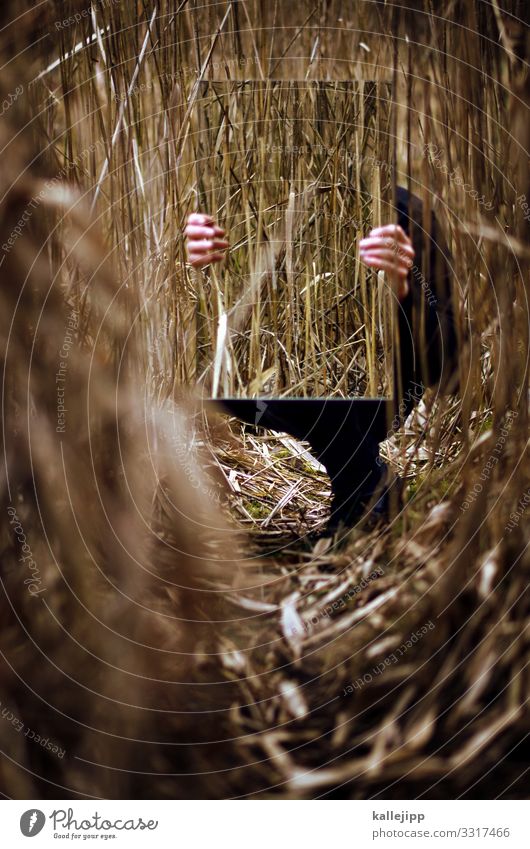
[{"left": 181, "top": 80, "right": 396, "bottom": 401}]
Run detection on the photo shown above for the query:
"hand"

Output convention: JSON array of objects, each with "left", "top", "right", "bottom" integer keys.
[
  {"left": 185, "top": 213, "right": 229, "bottom": 268},
  {"left": 359, "top": 224, "right": 414, "bottom": 300}
]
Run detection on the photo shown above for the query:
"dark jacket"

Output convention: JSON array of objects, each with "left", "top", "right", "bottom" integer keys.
[{"left": 395, "top": 185, "right": 458, "bottom": 414}]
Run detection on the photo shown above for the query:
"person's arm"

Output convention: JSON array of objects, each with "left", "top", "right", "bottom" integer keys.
[
  {"left": 395, "top": 187, "right": 458, "bottom": 396},
  {"left": 359, "top": 188, "right": 458, "bottom": 403}
]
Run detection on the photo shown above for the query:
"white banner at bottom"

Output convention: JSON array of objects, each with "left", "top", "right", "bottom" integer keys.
[{"left": 1, "top": 799, "right": 527, "bottom": 848}]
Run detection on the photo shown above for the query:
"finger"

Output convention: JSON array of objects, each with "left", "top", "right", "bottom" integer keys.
[
  {"left": 360, "top": 247, "right": 413, "bottom": 267},
  {"left": 187, "top": 239, "right": 229, "bottom": 253},
  {"left": 360, "top": 246, "right": 413, "bottom": 267},
  {"left": 188, "top": 243, "right": 228, "bottom": 259},
  {"left": 368, "top": 224, "right": 410, "bottom": 243},
  {"left": 360, "top": 237, "right": 414, "bottom": 257},
  {"left": 189, "top": 252, "right": 226, "bottom": 268},
  {"left": 362, "top": 254, "right": 409, "bottom": 276},
  {"left": 360, "top": 254, "right": 411, "bottom": 277},
  {"left": 368, "top": 223, "right": 406, "bottom": 237},
  {"left": 362, "top": 257, "right": 410, "bottom": 299},
  {"left": 188, "top": 213, "right": 215, "bottom": 226},
  {"left": 185, "top": 224, "right": 217, "bottom": 239},
  {"left": 185, "top": 225, "right": 226, "bottom": 242}
]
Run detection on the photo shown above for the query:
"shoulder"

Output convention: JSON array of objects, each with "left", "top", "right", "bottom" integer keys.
[{"left": 395, "top": 186, "right": 423, "bottom": 233}]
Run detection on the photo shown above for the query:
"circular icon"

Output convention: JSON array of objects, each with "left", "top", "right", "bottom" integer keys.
[{"left": 20, "top": 810, "right": 46, "bottom": 837}]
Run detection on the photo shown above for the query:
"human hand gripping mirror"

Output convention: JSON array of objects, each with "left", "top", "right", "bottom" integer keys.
[
  {"left": 359, "top": 223, "right": 414, "bottom": 301},
  {"left": 185, "top": 212, "right": 229, "bottom": 268}
]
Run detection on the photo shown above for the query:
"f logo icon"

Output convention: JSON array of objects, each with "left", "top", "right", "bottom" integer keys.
[
  {"left": 20, "top": 810, "right": 46, "bottom": 837},
  {"left": 255, "top": 400, "right": 267, "bottom": 425}
]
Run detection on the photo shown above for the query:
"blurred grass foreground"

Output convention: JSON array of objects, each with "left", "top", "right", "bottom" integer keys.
[{"left": 0, "top": 0, "right": 528, "bottom": 800}]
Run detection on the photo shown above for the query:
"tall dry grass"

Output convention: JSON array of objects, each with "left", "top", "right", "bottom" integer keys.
[{"left": 0, "top": 5, "right": 242, "bottom": 799}]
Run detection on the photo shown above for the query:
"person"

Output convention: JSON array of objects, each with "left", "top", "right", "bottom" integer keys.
[{"left": 185, "top": 187, "right": 457, "bottom": 527}]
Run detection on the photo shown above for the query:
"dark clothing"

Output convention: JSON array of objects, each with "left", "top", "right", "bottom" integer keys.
[{"left": 395, "top": 185, "right": 457, "bottom": 414}]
